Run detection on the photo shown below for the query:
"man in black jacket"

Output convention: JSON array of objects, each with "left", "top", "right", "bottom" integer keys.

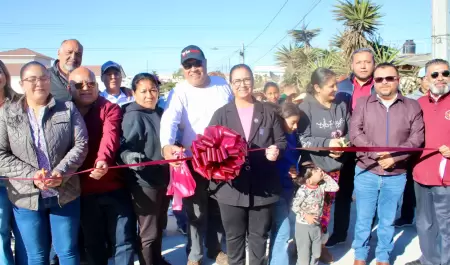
[{"left": 49, "top": 39, "right": 83, "bottom": 101}]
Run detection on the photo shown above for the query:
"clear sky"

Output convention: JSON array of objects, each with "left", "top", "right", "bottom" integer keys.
[{"left": 0, "top": 0, "right": 431, "bottom": 77}]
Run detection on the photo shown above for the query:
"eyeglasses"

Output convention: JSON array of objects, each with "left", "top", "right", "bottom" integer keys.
[
  {"left": 182, "top": 60, "right": 203, "bottom": 70},
  {"left": 22, "top": 76, "right": 50, "bottom": 85},
  {"left": 72, "top": 81, "right": 96, "bottom": 90},
  {"left": 430, "top": 70, "right": 450, "bottom": 79},
  {"left": 374, "top": 76, "right": 398, "bottom": 83},
  {"left": 232, "top": 78, "right": 252, "bottom": 86}
]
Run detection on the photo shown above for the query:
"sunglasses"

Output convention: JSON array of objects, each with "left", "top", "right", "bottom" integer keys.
[
  {"left": 374, "top": 76, "right": 398, "bottom": 83},
  {"left": 182, "top": 60, "right": 203, "bottom": 70},
  {"left": 72, "top": 81, "right": 96, "bottom": 90},
  {"left": 430, "top": 70, "right": 450, "bottom": 79}
]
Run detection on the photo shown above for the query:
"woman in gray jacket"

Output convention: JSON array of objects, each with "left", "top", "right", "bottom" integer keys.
[
  {"left": 0, "top": 61, "right": 88, "bottom": 265},
  {"left": 298, "top": 67, "right": 350, "bottom": 264}
]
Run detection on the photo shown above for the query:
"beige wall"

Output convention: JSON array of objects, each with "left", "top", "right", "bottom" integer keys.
[{"left": 0, "top": 57, "right": 52, "bottom": 67}]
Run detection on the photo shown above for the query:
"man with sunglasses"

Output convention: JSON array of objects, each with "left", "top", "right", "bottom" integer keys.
[
  {"left": 350, "top": 62, "right": 424, "bottom": 265},
  {"left": 406, "top": 59, "right": 450, "bottom": 265},
  {"left": 160, "top": 45, "right": 232, "bottom": 265},
  {"left": 69, "top": 67, "right": 136, "bottom": 265}
]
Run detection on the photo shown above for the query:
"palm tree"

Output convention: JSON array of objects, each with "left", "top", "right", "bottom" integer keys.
[
  {"left": 333, "top": 0, "right": 383, "bottom": 59},
  {"left": 276, "top": 45, "right": 334, "bottom": 91},
  {"left": 288, "top": 24, "right": 321, "bottom": 48},
  {"left": 276, "top": 45, "right": 306, "bottom": 90},
  {"left": 307, "top": 49, "right": 348, "bottom": 75}
]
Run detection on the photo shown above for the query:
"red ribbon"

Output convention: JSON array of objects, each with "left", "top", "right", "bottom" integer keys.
[
  {"left": 191, "top": 125, "right": 247, "bottom": 181},
  {"left": 0, "top": 125, "right": 438, "bottom": 182}
]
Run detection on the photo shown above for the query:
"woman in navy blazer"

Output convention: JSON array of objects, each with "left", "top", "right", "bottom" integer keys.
[{"left": 209, "top": 64, "right": 287, "bottom": 265}]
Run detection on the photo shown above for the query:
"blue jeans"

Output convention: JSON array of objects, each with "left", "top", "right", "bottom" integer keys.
[
  {"left": 352, "top": 166, "right": 406, "bottom": 263},
  {"left": 268, "top": 190, "right": 295, "bottom": 265},
  {"left": 13, "top": 196, "right": 80, "bottom": 265},
  {"left": 80, "top": 189, "right": 135, "bottom": 265},
  {"left": 0, "top": 186, "right": 14, "bottom": 265}
]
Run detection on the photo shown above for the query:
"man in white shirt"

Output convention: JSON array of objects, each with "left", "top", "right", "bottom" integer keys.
[
  {"left": 99, "top": 61, "right": 134, "bottom": 106},
  {"left": 160, "top": 45, "right": 233, "bottom": 265}
]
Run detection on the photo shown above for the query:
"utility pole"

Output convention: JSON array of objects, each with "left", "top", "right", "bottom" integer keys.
[
  {"left": 431, "top": 0, "right": 449, "bottom": 60},
  {"left": 239, "top": 43, "right": 245, "bottom": 64}
]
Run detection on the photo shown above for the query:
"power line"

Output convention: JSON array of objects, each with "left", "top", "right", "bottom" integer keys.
[
  {"left": 0, "top": 23, "right": 275, "bottom": 31},
  {"left": 210, "top": 49, "right": 240, "bottom": 71},
  {"left": 251, "top": 0, "right": 323, "bottom": 65},
  {"left": 246, "top": 0, "right": 289, "bottom": 48},
  {"left": 0, "top": 46, "right": 241, "bottom": 51}
]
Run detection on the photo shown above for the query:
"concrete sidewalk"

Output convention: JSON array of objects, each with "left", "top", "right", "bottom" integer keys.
[{"left": 152, "top": 201, "right": 421, "bottom": 265}]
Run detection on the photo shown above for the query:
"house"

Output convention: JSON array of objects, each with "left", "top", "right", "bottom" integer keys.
[
  {"left": 0, "top": 48, "right": 109, "bottom": 93},
  {"left": 0, "top": 48, "right": 54, "bottom": 93},
  {"left": 398, "top": 53, "right": 432, "bottom": 70}
]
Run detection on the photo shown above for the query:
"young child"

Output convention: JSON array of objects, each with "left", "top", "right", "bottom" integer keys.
[{"left": 291, "top": 162, "right": 339, "bottom": 265}]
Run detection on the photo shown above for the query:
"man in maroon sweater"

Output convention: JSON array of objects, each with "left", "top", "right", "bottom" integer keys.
[
  {"left": 69, "top": 67, "right": 135, "bottom": 265},
  {"left": 406, "top": 59, "right": 450, "bottom": 265}
]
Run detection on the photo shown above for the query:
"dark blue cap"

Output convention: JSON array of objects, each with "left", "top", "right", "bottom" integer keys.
[
  {"left": 180, "top": 45, "right": 206, "bottom": 64},
  {"left": 101, "top": 61, "right": 121, "bottom": 75}
]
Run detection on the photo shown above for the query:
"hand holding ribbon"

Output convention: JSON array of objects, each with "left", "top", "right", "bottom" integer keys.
[
  {"left": 33, "top": 170, "right": 47, "bottom": 190},
  {"left": 439, "top": 145, "right": 450, "bottom": 158},
  {"left": 44, "top": 171, "right": 63, "bottom": 188},
  {"left": 162, "top": 145, "right": 185, "bottom": 167},
  {"left": 265, "top": 145, "right": 279, "bottom": 161},
  {"left": 90, "top": 161, "right": 108, "bottom": 180}
]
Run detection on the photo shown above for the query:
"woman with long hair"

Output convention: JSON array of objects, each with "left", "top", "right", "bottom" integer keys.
[
  {"left": 0, "top": 61, "right": 88, "bottom": 265},
  {"left": 298, "top": 67, "right": 350, "bottom": 263},
  {"left": 268, "top": 102, "right": 301, "bottom": 264},
  {"left": 0, "top": 60, "right": 19, "bottom": 264}
]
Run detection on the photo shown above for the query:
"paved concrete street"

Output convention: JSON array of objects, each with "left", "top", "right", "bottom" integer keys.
[{"left": 135, "top": 201, "right": 421, "bottom": 265}]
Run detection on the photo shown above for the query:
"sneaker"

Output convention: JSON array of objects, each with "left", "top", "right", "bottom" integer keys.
[
  {"left": 405, "top": 259, "right": 422, "bottom": 265},
  {"left": 394, "top": 218, "right": 413, "bottom": 227},
  {"left": 325, "top": 234, "right": 346, "bottom": 248}
]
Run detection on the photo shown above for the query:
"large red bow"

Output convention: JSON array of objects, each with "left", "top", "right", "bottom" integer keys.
[{"left": 191, "top": 125, "right": 247, "bottom": 181}]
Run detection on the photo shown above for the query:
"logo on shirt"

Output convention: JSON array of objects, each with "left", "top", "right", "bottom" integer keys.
[{"left": 445, "top": 110, "right": 450, "bottom": 120}]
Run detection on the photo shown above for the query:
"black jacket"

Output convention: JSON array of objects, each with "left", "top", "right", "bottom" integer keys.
[
  {"left": 118, "top": 102, "right": 169, "bottom": 188},
  {"left": 49, "top": 60, "right": 72, "bottom": 102},
  {"left": 208, "top": 100, "right": 287, "bottom": 207}
]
